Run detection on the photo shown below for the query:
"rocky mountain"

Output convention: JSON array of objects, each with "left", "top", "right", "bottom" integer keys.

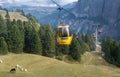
[
  {"left": 72, "top": 0, "right": 120, "bottom": 39},
  {"left": 40, "top": 0, "right": 120, "bottom": 39}
]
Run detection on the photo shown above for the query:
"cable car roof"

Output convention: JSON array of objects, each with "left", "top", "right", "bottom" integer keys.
[{"left": 58, "top": 25, "right": 70, "bottom": 28}]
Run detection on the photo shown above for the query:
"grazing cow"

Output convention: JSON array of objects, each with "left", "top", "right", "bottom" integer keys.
[{"left": 10, "top": 68, "right": 16, "bottom": 73}]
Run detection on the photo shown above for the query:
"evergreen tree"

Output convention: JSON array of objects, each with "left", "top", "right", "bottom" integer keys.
[
  {"left": 17, "top": 20, "right": 25, "bottom": 51},
  {"left": 111, "top": 41, "right": 120, "bottom": 66},
  {"left": 24, "top": 22, "right": 32, "bottom": 53},
  {"left": 17, "top": 20, "right": 24, "bottom": 33},
  {"left": 102, "top": 37, "right": 120, "bottom": 66},
  {"left": 38, "top": 25, "right": 46, "bottom": 53},
  {"left": 55, "top": 43, "right": 70, "bottom": 60},
  {"left": 28, "top": 16, "right": 39, "bottom": 31},
  {"left": 6, "top": 19, "right": 11, "bottom": 30},
  {"left": 42, "top": 24, "right": 55, "bottom": 57},
  {"left": 24, "top": 22, "right": 42, "bottom": 55},
  {"left": 7, "top": 19, "right": 23, "bottom": 53},
  {"left": 31, "top": 27, "right": 42, "bottom": 54},
  {"left": 84, "top": 34, "right": 94, "bottom": 50},
  {"left": 15, "top": 9, "right": 25, "bottom": 16},
  {"left": 102, "top": 36, "right": 113, "bottom": 62},
  {"left": 69, "top": 38, "right": 81, "bottom": 61},
  {"left": 6, "top": 18, "right": 11, "bottom": 45},
  {"left": 56, "top": 44, "right": 69, "bottom": 55},
  {"left": 80, "top": 41, "right": 90, "bottom": 54},
  {"left": 26, "top": 13, "right": 32, "bottom": 18},
  {"left": 0, "top": 15, "right": 7, "bottom": 38},
  {"left": 77, "top": 35, "right": 90, "bottom": 54},
  {"left": 0, "top": 37, "right": 8, "bottom": 54},
  {"left": 38, "top": 25, "right": 45, "bottom": 39},
  {"left": 5, "top": 10, "right": 10, "bottom": 19}
]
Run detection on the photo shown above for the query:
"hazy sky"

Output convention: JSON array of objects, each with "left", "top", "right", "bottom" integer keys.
[{"left": 0, "top": 0, "right": 78, "bottom": 6}]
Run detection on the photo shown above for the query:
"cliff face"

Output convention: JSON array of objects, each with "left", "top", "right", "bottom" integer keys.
[
  {"left": 70, "top": 0, "right": 120, "bottom": 39},
  {"left": 73, "top": 0, "right": 120, "bottom": 25}
]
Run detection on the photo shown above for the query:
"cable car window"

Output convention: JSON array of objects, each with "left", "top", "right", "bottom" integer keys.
[
  {"left": 62, "top": 27, "right": 68, "bottom": 37},
  {"left": 69, "top": 29, "right": 72, "bottom": 36},
  {"left": 58, "top": 28, "right": 62, "bottom": 37}
]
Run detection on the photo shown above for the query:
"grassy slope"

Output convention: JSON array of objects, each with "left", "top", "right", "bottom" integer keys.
[
  {"left": 0, "top": 10, "right": 40, "bottom": 31},
  {"left": 0, "top": 53, "right": 120, "bottom": 77},
  {"left": 0, "top": 10, "right": 28, "bottom": 21}
]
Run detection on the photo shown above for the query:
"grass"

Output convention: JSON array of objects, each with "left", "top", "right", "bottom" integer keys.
[
  {"left": 0, "top": 10, "right": 28, "bottom": 21},
  {"left": 9, "top": 12, "right": 28, "bottom": 21},
  {"left": 0, "top": 53, "right": 120, "bottom": 77},
  {"left": 81, "top": 52, "right": 108, "bottom": 65}
]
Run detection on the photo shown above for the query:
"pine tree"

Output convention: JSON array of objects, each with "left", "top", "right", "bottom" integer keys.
[
  {"left": 7, "top": 19, "right": 23, "bottom": 53},
  {"left": 38, "top": 25, "right": 45, "bottom": 39},
  {"left": 24, "top": 22, "right": 42, "bottom": 55},
  {"left": 80, "top": 41, "right": 90, "bottom": 54},
  {"left": 6, "top": 18, "right": 11, "bottom": 46},
  {"left": 84, "top": 34, "right": 94, "bottom": 50},
  {"left": 38, "top": 25, "right": 45, "bottom": 52},
  {"left": 17, "top": 20, "right": 25, "bottom": 51},
  {"left": 0, "top": 15, "right": 7, "bottom": 38},
  {"left": 102, "top": 37, "right": 117, "bottom": 64},
  {"left": 77, "top": 35, "right": 90, "bottom": 54},
  {"left": 0, "top": 37, "right": 8, "bottom": 54},
  {"left": 24, "top": 22, "right": 32, "bottom": 53},
  {"left": 56, "top": 44, "right": 69, "bottom": 55},
  {"left": 28, "top": 16, "right": 39, "bottom": 31},
  {"left": 42, "top": 24, "right": 55, "bottom": 57},
  {"left": 102, "top": 36, "right": 113, "bottom": 62},
  {"left": 5, "top": 10, "right": 10, "bottom": 19},
  {"left": 102, "top": 37, "right": 120, "bottom": 67},
  {"left": 110, "top": 41, "right": 120, "bottom": 66},
  {"left": 69, "top": 37, "right": 81, "bottom": 61},
  {"left": 31, "top": 28, "right": 42, "bottom": 55},
  {"left": 6, "top": 19, "right": 11, "bottom": 30}
]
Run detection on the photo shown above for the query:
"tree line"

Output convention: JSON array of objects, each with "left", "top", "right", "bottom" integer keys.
[
  {"left": 0, "top": 11, "right": 94, "bottom": 61},
  {"left": 102, "top": 37, "right": 120, "bottom": 67}
]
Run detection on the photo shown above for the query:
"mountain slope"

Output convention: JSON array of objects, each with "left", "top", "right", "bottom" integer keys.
[
  {"left": 0, "top": 53, "right": 120, "bottom": 77},
  {"left": 0, "top": 10, "right": 28, "bottom": 21}
]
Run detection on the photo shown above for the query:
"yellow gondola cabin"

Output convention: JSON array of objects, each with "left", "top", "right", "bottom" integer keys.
[{"left": 57, "top": 25, "right": 72, "bottom": 45}]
